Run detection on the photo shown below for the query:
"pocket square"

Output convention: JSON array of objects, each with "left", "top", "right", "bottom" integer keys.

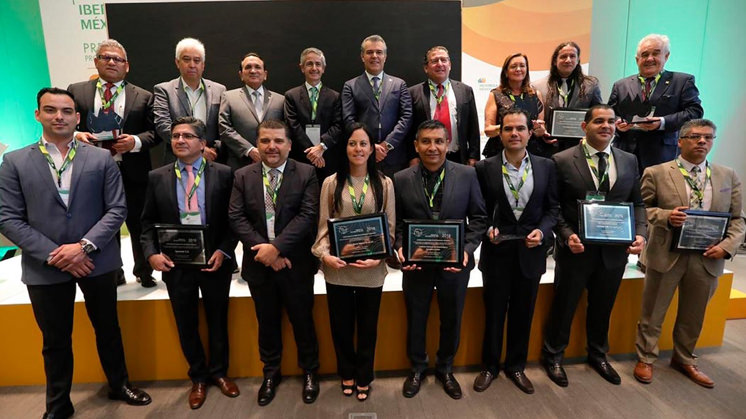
[{"left": 719, "top": 187, "right": 731, "bottom": 193}]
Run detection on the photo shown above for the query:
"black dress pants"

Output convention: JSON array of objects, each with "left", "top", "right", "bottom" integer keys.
[{"left": 121, "top": 180, "right": 151, "bottom": 278}]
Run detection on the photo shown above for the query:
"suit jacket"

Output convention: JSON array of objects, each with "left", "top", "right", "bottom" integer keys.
[
  {"left": 0, "top": 142, "right": 127, "bottom": 285},
  {"left": 532, "top": 75, "right": 603, "bottom": 122},
  {"left": 140, "top": 160, "right": 237, "bottom": 272},
  {"left": 408, "top": 80, "right": 481, "bottom": 163},
  {"left": 218, "top": 86, "right": 285, "bottom": 170},
  {"left": 153, "top": 77, "right": 226, "bottom": 147},
  {"left": 640, "top": 160, "right": 745, "bottom": 277},
  {"left": 342, "top": 73, "right": 412, "bottom": 168},
  {"left": 228, "top": 159, "right": 319, "bottom": 285},
  {"left": 393, "top": 161, "right": 487, "bottom": 270},
  {"left": 476, "top": 153, "right": 559, "bottom": 278},
  {"left": 608, "top": 70, "right": 703, "bottom": 148},
  {"left": 283, "top": 84, "right": 343, "bottom": 165},
  {"left": 552, "top": 143, "right": 647, "bottom": 269},
  {"left": 67, "top": 79, "right": 157, "bottom": 186}
]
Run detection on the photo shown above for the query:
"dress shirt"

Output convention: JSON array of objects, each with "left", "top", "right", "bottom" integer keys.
[
  {"left": 181, "top": 77, "right": 207, "bottom": 124},
  {"left": 261, "top": 160, "right": 287, "bottom": 240},
  {"left": 40, "top": 136, "right": 75, "bottom": 206},
  {"left": 501, "top": 150, "right": 533, "bottom": 219},
  {"left": 677, "top": 157, "right": 712, "bottom": 210},
  {"left": 420, "top": 163, "right": 445, "bottom": 218},
  {"left": 427, "top": 79, "right": 459, "bottom": 152},
  {"left": 175, "top": 158, "right": 207, "bottom": 225},
  {"left": 94, "top": 78, "right": 142, "bottom": 159},
  {"left": 583, "top": 139, "right": 618, "bottom": 190}
]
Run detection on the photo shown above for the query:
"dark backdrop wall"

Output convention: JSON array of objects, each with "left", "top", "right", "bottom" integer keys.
[{"left": 107, "top": 0, "right": 461, "bottom": 94}]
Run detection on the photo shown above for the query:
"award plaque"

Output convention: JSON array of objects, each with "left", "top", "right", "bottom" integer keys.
[
  {"left": 403, "top": 219, "right": 464, "bottom": 267},
  {"left": 671, "top": 210, "right": 730, "bottom": 251},
  {"left": 155, "top": 224, "right": 209, "bottom": 267},
  {"left": 578, "top": 201, "right": 635, "bottom": 244},
  {"left": 550, "top": 108, "right": 587, "bottom": 139},
  {"left": 327, "top": 213, "right": 392, "bottom": 262}
]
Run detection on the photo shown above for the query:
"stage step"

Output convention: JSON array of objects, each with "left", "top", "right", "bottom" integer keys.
[{"left": 728, "top": 288, "right": 746, "bottom": 319}]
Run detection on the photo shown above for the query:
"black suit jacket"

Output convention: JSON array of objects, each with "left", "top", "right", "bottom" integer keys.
[
  {"left": 68, "top": 79, "right": 158, "bottom": 186},
  {"left": 140, "top": 160, "right": 237, "bottom": 274},
  {"left": 476, "top": 153, "right": 559, "bottom": 278},
  {"left": 228, "top": 159, "right": 319, "bottom": 285},
  {"left": 408, "top": 80, "right": 481, "bottom": 163},
  {"left": 393, "top": 161, "right": 487, "bottom": 270},
  {"left": 283, "top": 84, "right": 343, "bottom": 166},
  {"left": 552, "top": 144, "right": 647, "bottom": 269}
]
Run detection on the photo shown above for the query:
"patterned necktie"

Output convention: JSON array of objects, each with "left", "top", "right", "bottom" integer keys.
[
  {"left": 309, "top": 86, "right": 319, "bottom": 121},
  {"left": 433, "top": 84, "right": 452, "bottom": 141},
  {"left": 642, "top": 77, "right": 654, "bottom": 101},
  {"left": 184, "top": 164, "right": 198, "bottom": 212},
  {"left": 596, "top": 151, "right": 609, "bottom": 192},
  {"left": 103, "top": 82, "right": 115, "bottom": 113},
  {"left": 690, "top": 166, "right": 703, "bottom": 209},
  {"left": 252, "top": 90, "right": 263, "bottom": 119},
  {"left": 372, "top": 76, "right": 380, "bottom": 101},
  {"left": 265, "top": 168, "right": 279, "bottom": 214}
]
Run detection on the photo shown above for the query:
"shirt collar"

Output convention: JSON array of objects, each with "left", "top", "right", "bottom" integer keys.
[
  {"left": 262, "top": 160, "right": 287, "bottom": 174},
  {"left": 41, "top": 136, "right": 76, "bottom": 151},
  {"left": 366, "top": 71, "right": 384, "bottom": 82},
  {"left": 177, "top": 157, "right": 204, "bottom": 172},
  {"left": 98, "top": 77, "right": 125, "bottom": 88},
  {"left": 501, "top": 149, "right": 529, "bottom": 170},
  {"left": 246, "top": 85, "right": 265, "bottom": 96},
  {"left": 678, "top": 156, "right": 707, "bottom": 173},
  {"left": 305, "top": 81, "right": 322, "bottom": 91},
  {"left": 419, "top": 161, "right": 445, "bottom": 177},
  {"left": 428, "top": 78, "right": 450, "bottom": 89},
  {"left": 583, "top": 138, "right": 612, "bottom": 156},
  {"left": 181, "top": 77, "right": 204, "bottom": 92}
]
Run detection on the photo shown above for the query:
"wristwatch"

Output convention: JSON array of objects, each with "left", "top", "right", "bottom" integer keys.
[{"left": 79, "top": 240, "right": 95, "bottom": 255}]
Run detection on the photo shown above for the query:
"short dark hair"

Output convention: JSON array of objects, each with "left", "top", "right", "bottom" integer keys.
[
  {"left": 500, "top": 108, "right": 532, "bottom": 131},
  {"left": 239, "top": 52, "right": 265, "bottom": 71},
  {"left": 422, "top": 45, "right": 449, "bottom": 65},
  {"left": 257, "top": 119, "right": 291, "bottom": 140},
  {"left": 680, "top": 119, "right": 717, "bottom": 137},
  {"left": 172, "top": 116, "right": 206, "bottom": 140},
  {"left": 584, "top": 104, "right": 614, "bottom": 123},
  {"left": 36, "top": 87, "right": 76, "bottom": 110},
  {"left": 415, "top": 120, "right": 448, "bottom": 141}
]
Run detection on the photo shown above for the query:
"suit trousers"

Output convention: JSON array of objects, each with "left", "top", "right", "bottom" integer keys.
[
  {"left": 247, "top": 272, "right": 320, "bottom": 377},
  {"left": 636, "top": 253, "right": 718, "bottom": 365},
  {"left": 402, "top": 268, "right": 469, "bottom": 374},
  {"left": 26, "top": 270, "right": 128, "bottom": 415},
  {"left": 481, "top": 258, "right": 541, "bottom": 373},
  {"left": 325, "top": 282, "right": 383, "bottom": 386},
  {"left": 121, "top": 178, "right": 151, "bottom": 278},
  {"left": 542, "top": 246, "right": 625, "bottom": 363},
  {"left": 163, "top": 267, "right": 232, "bottom": 382}
]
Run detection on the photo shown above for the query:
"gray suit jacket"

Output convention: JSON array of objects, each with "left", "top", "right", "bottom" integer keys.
[
  {"left": 153, "top": 77, "right": 226, "bottom": 146},
  {"left": 0, "top": 142, "right": 127, "bottom": 285},
  {"left": 532, "top": 75, "right": 603, "bottom": 122},
  {"left": 218, "top": 86, "right": 285, "bottom": 170}
]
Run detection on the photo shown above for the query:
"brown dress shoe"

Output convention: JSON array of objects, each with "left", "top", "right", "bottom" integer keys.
[
  {"left": 214, "top": 377, "right": 240, "bottom": 397},
  {"left": 671, "top": 359, "right": 714, "bottom": 388},
  {"left": 633, "top": 361, "right": 653, "bottom": 384},
  {"left": 189, "top": 382, "right": 208, "bottom": 409}
]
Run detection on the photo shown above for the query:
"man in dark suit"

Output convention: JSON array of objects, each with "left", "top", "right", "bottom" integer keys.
[
  {"left": 542, "top": 105, "right": 647, "bottom": 387},
  {"left": 342, "top": 34, "right": 412, "bottom": 176},
  {"left": 394, "top": 120, "right": 487, "bottom": 399},
  {"left": 284, "top": 47, "right": 343, "bottom": 181},
  {"left": 140, "top": 117, "right": 239, "bottom": 409},
  {"left": 219, "top": 53, "right": 285, "bottom": 170},
  {"left": 154, "top": 37, "right": 226, "bottom": 165},
  {"left": 608, "top": 34, "right": 703, "bottom": 172},
  {"left": 228, "top": 120, "right": 320, "bottom": 406},
  {"left": 0, "top": 87, "right": 151, "bottom": 419},
  {"left": 474, "top": 109, "right": 559, "bottom": 394},
  {"left": 68, "top": 39, "right": 159, "bottom": 288},
  {"left": 408, "top": 46, "right": 480, "bottom": 167}
]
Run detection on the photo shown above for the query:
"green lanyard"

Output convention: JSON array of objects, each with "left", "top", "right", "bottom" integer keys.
[
  {"left": 557, "top": 79, "right": 574, "bottom": 107},
  {"left": 507, "top": 91, "right": 524, "bottom": 102},
  {"left": 174, "top": 158, "right": 206, "bottom": 210},
  {"left": 676, "top": 159, "right": 710, "bottom": 205},
  {"left": 38, "top": 139, "right": 77, "bottom": 187},
  {"left": 262, "top": 167, "right": 283, "bottom": 205},
  {"left": 423, "top": 167, "right": 445, "bottom": 209},
  {"left": 502, "top": 157, "right": 530, "bottom": 207},
  {"left": 184, "top": 81, "right": 205, "bottom": 113},
  {"left": 638, "top": 73, "right": 662, "bottom": 98},
  {"left": 96, "top": 80, "right": 124, "bottom": 110},
  {"left": 309, "top": 84, "right": 321, "bottom": 120},
  {"left": 348, "top": 174, "right": 369, "bottom": 215},
  {"left": 581, "top": 139, "right": 613, "bottom": 190},
  {"left": 428, "top": 80, "right": 449, "bottom": 105}
]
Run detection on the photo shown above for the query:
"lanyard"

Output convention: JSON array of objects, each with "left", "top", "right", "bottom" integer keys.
[
  {"left": 38, "top": 139, "right": 77, "bottom": 187},
  {"left": 348, "top": 174, "right": 369, "bottom": 215},
  {"left": 557, "top": 79, "right": 574, "bottom": 107},
  {"left": 423, "top": 167, "right": 445, "bottom": 209},
  {"left": 581, "top": 139, "right": 613, "bottom": 190},
  {"left": 507, "top": 91, "right": 524, "bottom": 102},
  {"left": 262, "top": 167, "right": 283, "bottom": 205},
  {"left": 184, "top": 81, "right": 205, "bottom": 113},
  {"left": 96, "top": 80, "right": 124, "bottom": 110},
  {"left": 676, "top": 159, "right": 710, "bottom": 204},
  {"left": 174, "top": 158, "right": 206, "bottom": 210},
  {"left": 428, "top": 80, "right": 449, "bottom": 105},
  {"left": 502, "top": 157, "right": 530, "bottom": 207},
  {"left": 638, "top": 73, "right": 662, "bottom": 98}
]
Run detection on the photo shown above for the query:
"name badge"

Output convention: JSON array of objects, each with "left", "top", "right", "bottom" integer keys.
[
  {"left": 305, "top": 124, "right": 321, "bottom": 145},
  {"left": 180, "top": 211, "right": 202, "bottom": 225},
  {"left": 585, "top": 192, "right": 606, "bottom": 202}
]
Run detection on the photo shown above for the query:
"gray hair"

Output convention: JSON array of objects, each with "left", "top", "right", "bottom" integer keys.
[
  {"left": 175, "top": 37, "right": 206, "bottom": 61},
  {"left": 360, "top": 34, "right": 387, "bottom": 54},
  {"left": 680, "top": 119, "right": 717, "bottom": 137},
  {"left": 299, "top": 47, "right": 326, "bottom": 67},
  {"left": 637, "top": 34, "right": 670, "bottom": 56},
  {"left": 96, "top": 39, "right": 127, "bottom": 60}
]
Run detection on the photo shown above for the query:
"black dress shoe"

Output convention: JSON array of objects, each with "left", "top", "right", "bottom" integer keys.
[
  {"left": 473, "top": 370, "right": 496, "bottom": 392},
  {"left": 542, "top": 360, "right": 568, "bottom": 387},
  {"left": 42, "top": 406, "right": 74, "bottom": 419},
  {"left": 137, "top": 275, "right": 156, "bottom": 288},
  {"left": 108, "top": 384, "right": 152, "bottom": 405},
  {"left": 115, "top": 270, "right": 126, "bottom": 286},
  {"left": 402, "top": 371, "right": 423, "bottom": 398},
  {"left": 257, "top": 375, "right": 281, "bottom": 406},
  {"left": 507, "top": 370, "right": 535, "bottom": 394},
  {"left": 434, "top": 371, "right": 462, "bottom": 400},
  {"left": 589, "top": 358, "right": 621, "bottom": 385},
  {"left": 302, "top": 371, "right": 319, "bottom": 404}
]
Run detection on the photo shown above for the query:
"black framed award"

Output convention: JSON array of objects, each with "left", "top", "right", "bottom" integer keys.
[
  {"left": 402, "top": 219, "right": 464, "bottom": 267},
  {"left": 155, "top": 224, "right": 209, "bottom": 267},
  {"left": 578, "top": 201, "right": 635, "bottom": 244},
  {"left": 671, "top": 210, "right": 730, "bottom": 252},
  {"left": 327, "top": 213, "right": 392, "bottom": 263},
  {"left": 549, "top": 108, "right": 587, "bottom": 140}
]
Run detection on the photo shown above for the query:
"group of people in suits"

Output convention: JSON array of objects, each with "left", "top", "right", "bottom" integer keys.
[{"left": 0, "top": 31, "right": 742, "bottom": 418}]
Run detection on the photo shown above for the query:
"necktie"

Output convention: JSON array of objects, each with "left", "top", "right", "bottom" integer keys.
[
  {"left": 265, "top": 168, "right": 279, "bottom": 214},
  {"left": 559, "top": 79, "right": 569, "bottom": 107},
  {"left": 252, "top": 90, "right": 263, "bottom": 119},
  {"left": 103, "top": 82, "right": 115, "bottom": 113},
  {"left": 433, "top": 84, "right": 452, "bottom": 141},
  {"left": 184, "top": 164, "right": 198, "bottom": 212},
  {"left": 596, "top": 151, "right": 609, "bottom": 192},
  {"left": 372, "top": 76, "right": 380, "bottom": 101},
  {"left": 690, "top": 166, "right": 703, "bottom": 209},
  {"left": 642, "top": 77, "right": 654, "bottom": 101},
  {"left": 309, "top": 86, "right": 319, "bottom": 121}
]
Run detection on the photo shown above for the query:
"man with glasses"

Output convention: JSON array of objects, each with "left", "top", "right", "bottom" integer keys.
[
  {"left": 633, "top": 119, "right": 745, "bottom": 388},
  {"left": 68, "top": 39, "right": 159, "bottom": 288}
]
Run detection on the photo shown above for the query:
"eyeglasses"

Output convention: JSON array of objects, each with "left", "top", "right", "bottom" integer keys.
[
  {"left": 97, "top": 54, "right": 127, "bottom": 64},
  {"left": 680, "top": 134, "right": 715, "bottom": 141},
  {"left": 171, "top": 133, "right": 200, "bottom": 140}
]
